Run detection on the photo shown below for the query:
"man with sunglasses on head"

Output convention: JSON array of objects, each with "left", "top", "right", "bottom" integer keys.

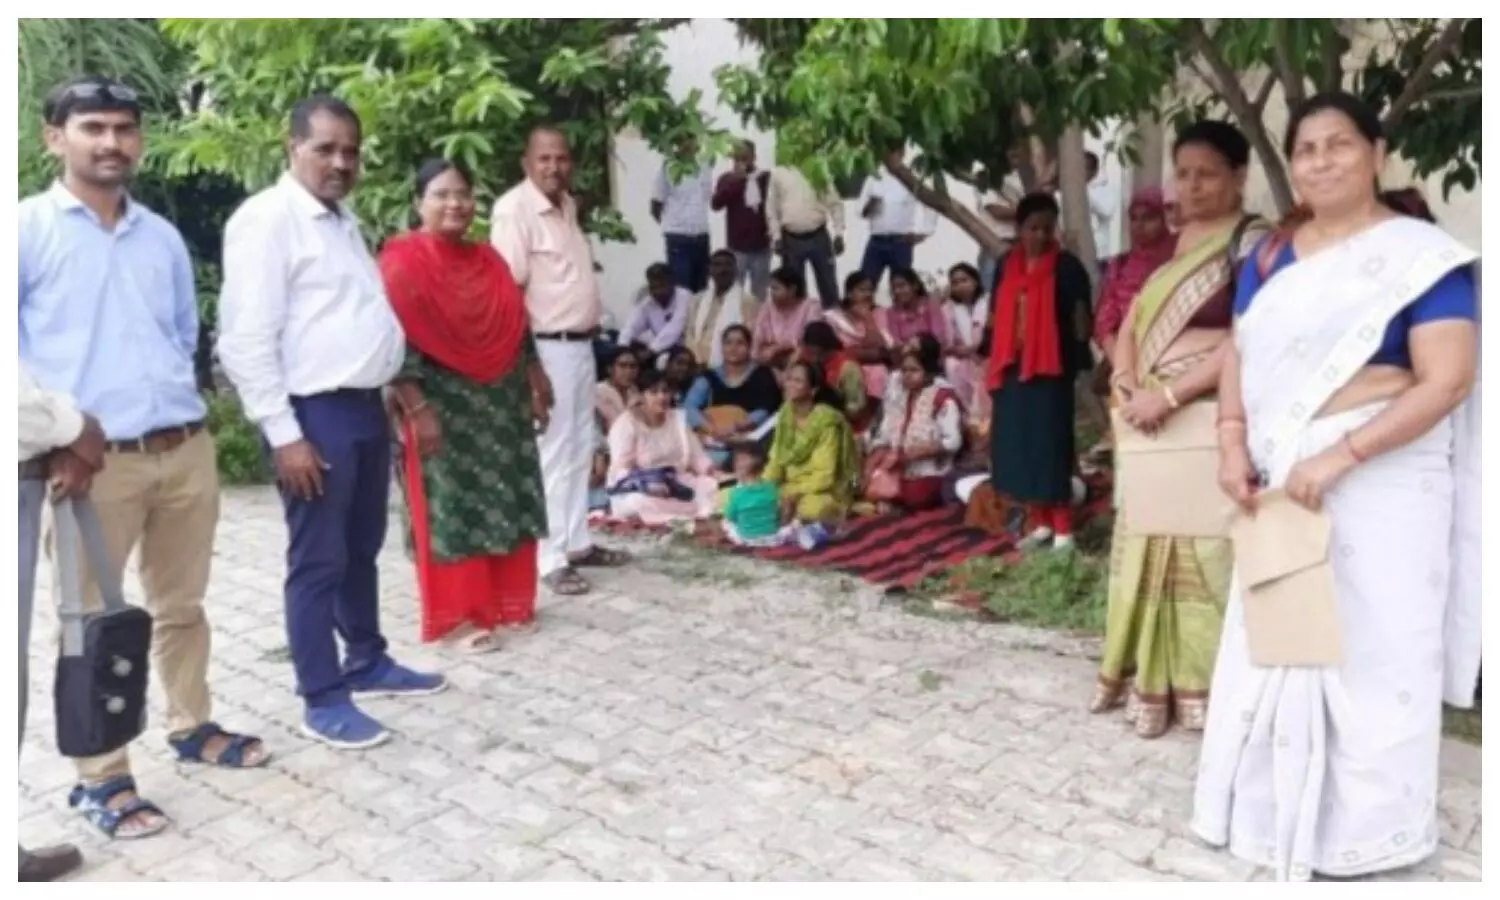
[{"left": 19, "top": 75, "right": 269, "bottom": 842}]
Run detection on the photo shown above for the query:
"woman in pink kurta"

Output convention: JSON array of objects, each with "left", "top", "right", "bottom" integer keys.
[
  {"left": 940, "top": 262, "right": 990, "bottom": 420},
  {"left": 753, "top": 266, "right": 823, "bottom": 374},
  {"left": 878, "top": 266, "right": 950, "bottom": 350},
  {"left": 824, "top": 271, "right": 894, "bottom": 399},
  {"left": 606, "top": 372, "right": 720, "bottom": 524}
]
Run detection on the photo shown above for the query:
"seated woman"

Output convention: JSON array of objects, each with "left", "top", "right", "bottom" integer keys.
[
  {"left": 825, "top": 271, "right": 894, "bottom": 399},
  {"left": 941, "top": 262, "right": 991, "bottom": 423},
  {"left": 606, "top": 371, "right": 720, "bottom": 525},
  {"left": 753, "top": 266, "right": 823, "bottom": 375},
  {"left": 595, "top": 348, "right": 641, "bottom": 433},
  {"left": 880, "top": 265, "right": 951, "bottom": 351},
  {"left": 662, "top": 345, "right": 699, "bottom": 405},
  {"left": 765, "top": 360, "right": 861, "bottom": 524},
  {"left": 799, "top": 320, "right": 873, "bottom": 435},
  {"left": 682, "top": 324, "right": 783, "bottom": 468},
  {"left": 868, "top": 335, "right": 965, "bottom": 510}
]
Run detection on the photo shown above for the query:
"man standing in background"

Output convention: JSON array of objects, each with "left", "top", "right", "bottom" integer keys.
[
  {"left": 18, "top": 365, "right": 103, "bottom": 880},
  {"left": 974, "top": 144, "right": 1029, "bottom": 295},
  {"left": 493, "top": 126, "right": 630, "bottom": 597},
  {"left": 651, "top": 140, "right": 713, "bottom": 294},
  {"left": 766, "top": 162, "right": 845, "bottom": 309},
  {"left": 711, "top": 139, "right": 772, "bottom": 300},
  {"left": 857, "top": 166, "right": 937, "bottom": 292}
]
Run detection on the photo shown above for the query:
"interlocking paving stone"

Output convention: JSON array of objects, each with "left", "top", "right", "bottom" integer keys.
[{"left": 18, "top": 487, "right": 1482, "bottom": 881}]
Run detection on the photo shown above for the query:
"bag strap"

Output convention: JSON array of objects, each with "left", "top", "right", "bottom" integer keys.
[{"left": 53, "top": 497, "right": 128, "bottom": 657}]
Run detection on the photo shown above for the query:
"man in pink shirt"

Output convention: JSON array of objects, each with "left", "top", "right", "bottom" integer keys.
[{"left": 491, "top": 127, "right": 628, "bottom": 595}]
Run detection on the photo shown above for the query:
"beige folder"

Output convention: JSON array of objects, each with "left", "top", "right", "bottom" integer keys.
[
  {"left": 1114, "top": 401, "right": 1237, "bottom": 538},
  {"left": 1230, "top": 489, "right": 1343, "bottom": 667}
]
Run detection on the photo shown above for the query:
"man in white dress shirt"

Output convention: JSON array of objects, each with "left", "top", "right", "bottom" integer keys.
[
  {"left": 857, "top": 167, "right": 938, "bottom": 292},
  {"left": 651, "top": 140, "right": 713, "bottom": 294},
  {"left": 217, "top": 95, "right": 446, "bottom": 751},
  {"left": 18, "top": 364, "right": 102, "bottom": 881}
]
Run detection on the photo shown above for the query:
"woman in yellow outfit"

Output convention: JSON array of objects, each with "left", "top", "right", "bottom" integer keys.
[{"left": 764, "top": 360, "right": 861, "bottom": 523}]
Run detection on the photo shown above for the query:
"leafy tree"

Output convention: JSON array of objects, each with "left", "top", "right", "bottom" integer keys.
[
  {"left": 154, "top": 18, "right": 725, "bottom": 245},
  {"left": 719, "top": 17, "right": 1480, "bottom": 263}
]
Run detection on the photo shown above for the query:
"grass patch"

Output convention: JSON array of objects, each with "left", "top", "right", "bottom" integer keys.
[
  {"left": 918, "top": 533, "right": 1110, "bottom": 635},
  {"left": 1443, "top": 706, "right": 1482, "bottom": 745}
]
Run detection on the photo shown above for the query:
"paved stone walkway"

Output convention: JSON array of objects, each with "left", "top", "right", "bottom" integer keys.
[{"left": 20, "top": 488, "right": 1482, "bottom": 881}]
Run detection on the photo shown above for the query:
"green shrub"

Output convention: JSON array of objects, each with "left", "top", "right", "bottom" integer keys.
[{"left": 206, "top": 391, "right": 271, "bottom": 485}]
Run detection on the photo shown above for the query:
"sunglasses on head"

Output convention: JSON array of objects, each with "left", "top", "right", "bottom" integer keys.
[{"left": 61, "top": 82, "right": 139, "bottom": 104}]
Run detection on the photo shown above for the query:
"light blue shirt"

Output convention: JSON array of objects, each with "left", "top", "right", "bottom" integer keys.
[{"left": 19, "top": 182, "right": 205, "bottom": 440}]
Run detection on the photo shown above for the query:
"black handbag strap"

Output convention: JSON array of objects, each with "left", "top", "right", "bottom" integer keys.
[{"left": 53, "top": 498, "right": 128, "bottom": 657}]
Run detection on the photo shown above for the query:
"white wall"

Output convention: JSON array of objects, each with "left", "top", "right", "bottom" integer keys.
[{"left": 593, "top": 19, "right": 1131, "bottom": 325}]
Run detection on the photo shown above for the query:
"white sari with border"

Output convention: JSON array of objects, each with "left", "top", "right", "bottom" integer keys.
[{"left": 1190, "top": 217, "right": 1480, "bottom": 881}]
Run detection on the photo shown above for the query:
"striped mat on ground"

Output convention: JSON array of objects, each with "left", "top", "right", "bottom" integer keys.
[{"left": 591, "top": 471, "right": 1112, "bottom": 591}]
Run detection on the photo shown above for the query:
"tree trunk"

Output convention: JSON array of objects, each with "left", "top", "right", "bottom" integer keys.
[
  {"left": 1131, "top": 114, "right": 1165, "bottom": 192},
  {"left": 1057, "top": 127, "right": 1097, "bottom": 277}
]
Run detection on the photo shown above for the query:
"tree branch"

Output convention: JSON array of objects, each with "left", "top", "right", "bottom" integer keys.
[
  {"left": 602, "top": 18, "right": 690, "bottom": 41},
  {"left": 1183, "top": 19, "right": 1295, "bottom": 213},
  {"left": 882, "top": 151, "right": 1007, "bottom": 257},
  {"left": 1383, "top": 18, "right": 1468, "bottom": 132},
  {"left": 1420, "top": 85, "right": 1483, "bottom": 103},
  {"left": 1271, "top": 21, "right": 1307, "bottom": 110},
  {"left": 1252, "top": 72, "right": 1278, "bottom": 115}
]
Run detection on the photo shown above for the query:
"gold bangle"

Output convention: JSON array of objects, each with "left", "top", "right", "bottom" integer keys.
[
  {"left": 404, "top": 399, "right": 429, "bottom": 416},
  {"left": 1162, "top": 384, "right": 1181, "bottom": 409}
]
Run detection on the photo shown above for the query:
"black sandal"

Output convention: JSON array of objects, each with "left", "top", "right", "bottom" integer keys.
[
  {"left": 542, "top": 566, "right": 591, "bottom": 595},
  {"left": 168, "top": 722, "right": 270, "bottom": 768}
]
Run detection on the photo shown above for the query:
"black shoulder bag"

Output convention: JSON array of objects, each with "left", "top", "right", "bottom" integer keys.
[{"left": 52, "top": 498, "right": 153, "bottom": 758}]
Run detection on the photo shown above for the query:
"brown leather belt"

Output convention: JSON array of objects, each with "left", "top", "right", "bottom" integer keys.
[{"left": 106, "top": 421, "right": 205, "bottom": 454}]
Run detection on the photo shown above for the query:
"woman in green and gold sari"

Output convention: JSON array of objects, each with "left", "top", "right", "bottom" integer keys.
[
  {"left": 1093, "top": 121, "right": 1269, "bottom": 738},
  {"left": 765, "top": 360, "right": 862, "bottom": 524}
]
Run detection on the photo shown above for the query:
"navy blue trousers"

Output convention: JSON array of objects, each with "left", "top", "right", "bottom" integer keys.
[
  {"left": 278, "top": 389, "right": 392, "bottom": 708},
  {"left": 861, "top": 234, "right": 914, "bottom": 289},
  {"left": 665, "top": 233, "right": 710, "bottom": 294}
]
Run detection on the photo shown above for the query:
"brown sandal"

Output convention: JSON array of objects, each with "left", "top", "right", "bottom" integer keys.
[
  {"left": 542, "top": 567, "right": 591, "bottom": 595},
  {"left": 570, "top": 546, "right": 630, "bottom": 568}
]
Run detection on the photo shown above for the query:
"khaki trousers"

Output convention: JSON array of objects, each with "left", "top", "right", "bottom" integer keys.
[{"left": 48, "top": 431, "right": 220, "bottom": 783}]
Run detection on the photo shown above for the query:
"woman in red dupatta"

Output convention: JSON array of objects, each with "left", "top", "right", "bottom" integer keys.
[
  {"left": 984, "top": 192, "right": 1094, "bottom": 550},
  {"left": 382, "top": 160, "right": 549, "bottom": 654}
]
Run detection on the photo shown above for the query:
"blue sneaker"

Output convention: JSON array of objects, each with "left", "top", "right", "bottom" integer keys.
[
  {"left": 347, "top": 660, "right": 448, "bottom": 698},
  {"left": 301, "top": 703, "right": 390, "bottom": 751}
]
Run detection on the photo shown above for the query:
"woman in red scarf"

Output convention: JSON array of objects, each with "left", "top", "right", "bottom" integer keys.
[
  {"left": 985, "top": 192, "right": 1094, "bottom": 550},
  {"left": 381, "top": 160, "right": 549, "bottom": 653}
]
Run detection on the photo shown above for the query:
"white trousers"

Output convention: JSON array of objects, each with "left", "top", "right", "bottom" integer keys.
[{"left": 534, "top": 340, "right": 597, "bottom": 576}]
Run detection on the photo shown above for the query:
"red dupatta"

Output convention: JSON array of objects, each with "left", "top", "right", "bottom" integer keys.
[
  {"left": 985, "top": 243, "right": 1062, "bottom": 388},
  {"left": 378, "top": 231, "right": 527, "bottom": 384}
]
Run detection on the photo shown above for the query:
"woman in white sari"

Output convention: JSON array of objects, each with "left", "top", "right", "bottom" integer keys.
[{"left": 1192, "top": 92, "right": 1480, "bottom": 881}]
